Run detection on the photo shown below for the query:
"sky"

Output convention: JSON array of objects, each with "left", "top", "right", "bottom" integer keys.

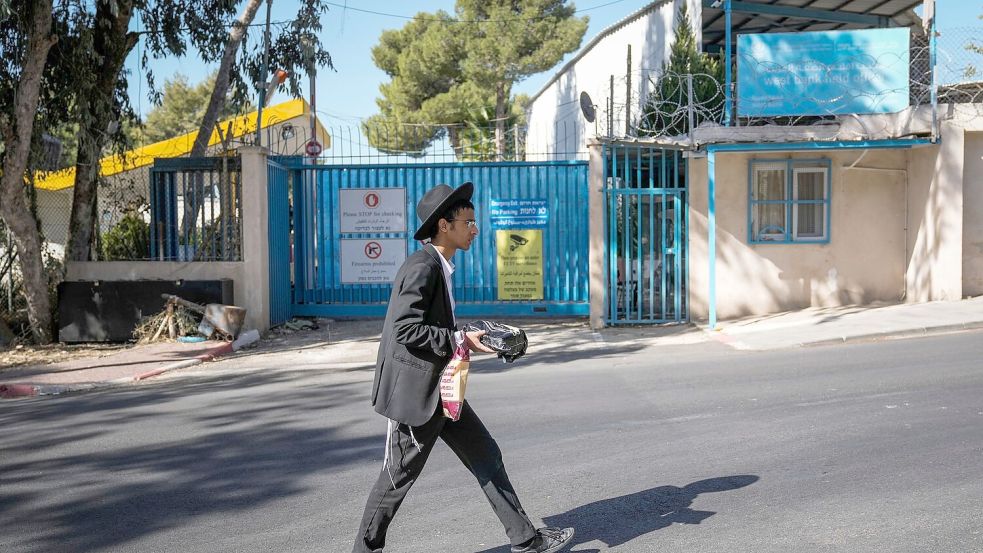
[{"left": 124, "top": 0, "right": 983, "bottom": 126}]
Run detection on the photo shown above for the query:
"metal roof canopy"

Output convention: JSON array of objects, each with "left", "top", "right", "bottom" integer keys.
[{"left": 701, "top": 0, "right": 925, "bottom": 51}]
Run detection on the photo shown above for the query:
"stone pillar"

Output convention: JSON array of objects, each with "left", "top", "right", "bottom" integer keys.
[
  {"left": 237, "top": 146, "right": 272, "bottom": 332},
  {"left": 906, "top": 122, "right": 964, "bottom": 302},
  {"left": 588, "top": 141, "right": 606, "bottom": 329}
]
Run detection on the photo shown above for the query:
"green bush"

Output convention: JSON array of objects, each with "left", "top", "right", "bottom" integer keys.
[{"left": 101, "top": 212, "right": 150, "bottom": 260}]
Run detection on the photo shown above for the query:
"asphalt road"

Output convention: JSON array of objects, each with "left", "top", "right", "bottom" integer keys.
[{"left": 2, "top": 330, "right": 982, "bottom": 553}]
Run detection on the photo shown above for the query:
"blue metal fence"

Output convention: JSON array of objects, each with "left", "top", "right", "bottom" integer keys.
[
  {"left": 267, "top": 159, "right": 291, "bottom": 327},
  {"left": 604, "top": 144, "right": 688, "bottom": 324},
  {"left": 276, "top": 158, "right": 589, "bottom": 319},
  {"left": 149, "top": 156, "right": 242, "bottom": 261}
]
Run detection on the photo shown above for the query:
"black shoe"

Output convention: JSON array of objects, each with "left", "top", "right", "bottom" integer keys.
[{"left": 510, "top": 527, "right": 575, "bottom": 553}]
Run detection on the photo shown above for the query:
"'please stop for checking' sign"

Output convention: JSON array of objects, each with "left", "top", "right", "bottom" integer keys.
[{"left": 339, "top": 188, "right": 406, "bottom": 233}]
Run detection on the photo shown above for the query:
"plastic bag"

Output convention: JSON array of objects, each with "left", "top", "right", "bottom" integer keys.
[
  {"left": 439, "top": 339, "right": 470, "bottom": 421},
  {"left": 462, "top": 320, "right": 528, "bottom": 363}
]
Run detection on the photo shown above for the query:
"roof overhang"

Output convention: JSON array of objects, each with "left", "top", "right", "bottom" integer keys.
[
  {"left": 701, "top": 0, "right": 925, "bottom": 52},
  {"left": 35, "top": 98, "right": 323, "bottom": 192}
]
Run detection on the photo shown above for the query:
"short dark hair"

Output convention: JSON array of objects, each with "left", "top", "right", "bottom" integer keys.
[{"left": 429, "top": 199, "right": 475, "bottom": 239}]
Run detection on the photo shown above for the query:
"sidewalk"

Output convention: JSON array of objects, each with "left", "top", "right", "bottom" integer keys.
[
  {"left": 711, "top": 296, "right": 983, "bottom": 350},
  {"left": 2, "top": 297, "right": 981, "bottom": 398},
  {"left": 0, "top": 340, "right": 236, "bottom": 398}
]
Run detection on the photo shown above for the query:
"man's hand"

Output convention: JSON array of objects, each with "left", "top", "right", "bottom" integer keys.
[{"left": 464, "top": 330, "right": 495, "bottom": 353}]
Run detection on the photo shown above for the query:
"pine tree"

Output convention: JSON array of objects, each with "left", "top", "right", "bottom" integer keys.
[
  {"left": 365, "top": 1, "right": 587, "bottom": 159},
  {"left": 639, "top": 3, "right": 724, "bottom": 138}
]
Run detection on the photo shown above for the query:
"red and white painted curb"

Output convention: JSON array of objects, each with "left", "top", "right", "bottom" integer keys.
[{"left": 0, "top": 331, "right": 262, "bottom": 399}]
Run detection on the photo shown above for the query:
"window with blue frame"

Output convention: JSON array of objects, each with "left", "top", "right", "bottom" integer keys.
[{"left": 749, "top": 159, "right": 830, "bottom": 243}]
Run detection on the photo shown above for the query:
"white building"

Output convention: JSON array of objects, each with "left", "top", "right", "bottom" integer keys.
[{"left": 525, "top": 0, "right": 701, "bottom": 160}]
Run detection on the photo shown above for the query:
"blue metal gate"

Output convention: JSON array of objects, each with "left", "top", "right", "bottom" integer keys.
[
  {"left": 268, "top": 158, "right": 589, "bottom": 321},
  {"left": 267, "top": 159, "right": 291, "bottom": 327},
  {"left": 604, "top": 144, "right": 688, "bottom": 324}
]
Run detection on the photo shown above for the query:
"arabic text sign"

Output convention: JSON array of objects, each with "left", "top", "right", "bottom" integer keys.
[
  {"left": 340, "top": 239, "right": 406, "bottom": 284},
  {"left": 496, "top": 230, "right": 543, "bottom": 300},
  {"left": 339, "top": 188, "right": 406, "bottom": 233},
  {"left": 737, "top": 28, "right": 910, "bottom": 117},
  {"left": 489, "top": 198, "right": 548, "bottom": 229}
]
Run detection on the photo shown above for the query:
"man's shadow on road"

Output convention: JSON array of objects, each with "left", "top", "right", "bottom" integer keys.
[{"left": 474, "top": 475, "right": 759, "bottom": 552}]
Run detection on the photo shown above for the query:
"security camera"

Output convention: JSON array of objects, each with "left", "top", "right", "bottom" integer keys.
[{"left": 509, "top": 234, "right": 529, "bottom": 251}]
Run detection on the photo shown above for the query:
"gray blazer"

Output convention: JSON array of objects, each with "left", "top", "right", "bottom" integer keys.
[{"left": 371, "top": 244, "right": 457, "bottom": 426}]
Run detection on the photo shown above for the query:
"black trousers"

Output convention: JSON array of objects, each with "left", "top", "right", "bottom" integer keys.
[{"left": 352, "top": 401, "right": 537, "bottom": 552}]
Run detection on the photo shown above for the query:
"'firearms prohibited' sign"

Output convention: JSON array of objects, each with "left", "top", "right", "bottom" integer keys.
[{"left": 340, "top": 239, "right": 406, "bottom": 283}]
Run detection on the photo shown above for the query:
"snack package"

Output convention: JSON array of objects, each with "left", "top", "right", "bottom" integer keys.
[
  {"left": 462, "top": 320, "right": 528, "bottom": 363},
  {"left": 439, "top": 338, "right": 470, "bottom": 421}
]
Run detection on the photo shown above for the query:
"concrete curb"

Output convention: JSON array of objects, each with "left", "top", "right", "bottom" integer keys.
[
  {"left": 799, "top": 320, "right": 983, "bottom": 349},
  {"left": 0, "top": 341, "right": 235, "bottom": 399},
  {"left": 715, "top": 320, "right": 983, "bottom": 351},
  {"left": 0, "top": 383, "right": 41, "bottom": 398}
]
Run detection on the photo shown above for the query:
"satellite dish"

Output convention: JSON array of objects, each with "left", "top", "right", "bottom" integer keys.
[
  {"left": 280, "top": 122, "right": 296, "bottom": 140},
  {"left": 580, "top": 91, "right": 596, "bottom": 123}
]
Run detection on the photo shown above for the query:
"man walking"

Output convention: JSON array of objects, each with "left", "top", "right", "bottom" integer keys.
[{"left": 352, "top": 182, "right": 575, "bottom": 553}]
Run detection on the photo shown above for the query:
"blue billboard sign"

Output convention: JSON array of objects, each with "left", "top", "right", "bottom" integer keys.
[
  {"left": 737, "top": 28, "right": 910, "bottom": 117},
  {"left": 489, "top": 198, "right": 548, "bottom": 229}
]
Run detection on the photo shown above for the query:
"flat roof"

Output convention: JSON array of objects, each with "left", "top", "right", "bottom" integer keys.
[
  {"left": 35, "top": 98, "right": 322, "bottom": 191},
  {"left": 701, "top": 0, "right": 924, "bottom": 50}
]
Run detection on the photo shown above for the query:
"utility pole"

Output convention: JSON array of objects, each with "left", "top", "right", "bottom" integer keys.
[
  {"left": 301, "top": 34, "right": 319, "bottom": 159},
  {"left": 254, "top": 0, "right": 273, "bottom": 147},
  {"left": 626, "top": 45, "right": 632, "bottom": 137}
]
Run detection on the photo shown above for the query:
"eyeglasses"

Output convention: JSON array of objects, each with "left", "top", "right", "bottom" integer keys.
[{"left": 446, "top": 219, "right": 478, "bottom": 228}]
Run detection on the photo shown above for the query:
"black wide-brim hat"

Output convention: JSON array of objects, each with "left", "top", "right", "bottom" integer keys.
[{"left": 414, "top": 182, "right": 474, "bottom": 241}]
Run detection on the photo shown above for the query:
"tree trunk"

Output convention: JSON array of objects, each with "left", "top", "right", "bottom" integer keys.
[
  {"left": 183, "top": 0, "right": 263, "bottom": 239},
  {"left": 66, "top": 0, "right": 138, "bottom": 262},
  {"left": 494, "top": 83, "right": 507, "bottom": 161},
  {"left": 0, "top": 0, "right": 58, "bottom": 344}
]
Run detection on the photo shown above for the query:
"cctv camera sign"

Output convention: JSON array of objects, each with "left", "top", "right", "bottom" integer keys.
[
  {"left": 339, "top": 188, "right": 407, "bottom": 233},
  {"left": 489, "top": 198, "right": 547, "bottom": 229},
  {"left": 496, "top": 230, "right": 543, "bottom": 300},
  {"left": 340, "top": 239, "right": 405, "bottom": 283}
]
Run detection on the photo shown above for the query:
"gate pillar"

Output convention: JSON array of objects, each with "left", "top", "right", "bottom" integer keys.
[
  {"left": 589, "top": 141, "right": 607, "bottom": 330},
  {"left": 238, "top": 146, "right": 272, "bottom": 332}
]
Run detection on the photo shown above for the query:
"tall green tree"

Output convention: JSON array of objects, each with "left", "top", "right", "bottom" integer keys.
[
  {"left": 0, "top": 0, "right": 59, "bottom": 343},
  {"left": 366, "top": 0, "right": 587, "bottom": 159},
  {"left": 639, "top": 2, "right": 723, "bottom": 138},
  {"left": 64, "top": 0, "right": 334, "bottom": 262},
  {"left": 63, "top": 0, "right": 139, "bottom": 262},
  {"left": 1, "top": 0, "right": 333, "bottom": 342}
]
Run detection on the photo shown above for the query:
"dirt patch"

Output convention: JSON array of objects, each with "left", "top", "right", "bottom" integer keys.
[{"left": 0, "top": 343, "right": 131, "bottom": 373}]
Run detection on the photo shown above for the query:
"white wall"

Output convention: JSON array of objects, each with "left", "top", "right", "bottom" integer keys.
[
  {"left": 962, "top": 131, "right": 983, "bottom": 296},
  {"left": 906, "top": 120, "right": 965, "bottom": 302},
  {"left": 689, "top": 149, "right": 910, "bottom": 320},
  {"left": 35, "top": 188, "right": 72, "bottom": 259},
  {"left": 525, "top": 0, "right": 700, "bottom": 160}
]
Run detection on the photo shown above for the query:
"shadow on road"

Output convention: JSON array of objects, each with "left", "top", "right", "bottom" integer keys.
[
  {"left": 473, "top": 475, "right": 760, "bottom": 552},
  {"left": 0, "top": 369, "right": 382, "bottom": 552}
]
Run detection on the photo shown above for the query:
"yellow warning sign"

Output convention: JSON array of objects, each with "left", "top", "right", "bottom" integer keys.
[{"left": 496, "top": 230, "right": 543, "bottom": 300}]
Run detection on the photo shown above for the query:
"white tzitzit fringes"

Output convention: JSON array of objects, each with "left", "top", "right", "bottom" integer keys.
[
  {"left": 408, "top": 427, "right": 423, "bottom": 452},
  {"left": 382, "top": 419, "right": 423, "bottom": 490},
  {"left": 383, "top": 419, "right": 397, "bottom": 489}
]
